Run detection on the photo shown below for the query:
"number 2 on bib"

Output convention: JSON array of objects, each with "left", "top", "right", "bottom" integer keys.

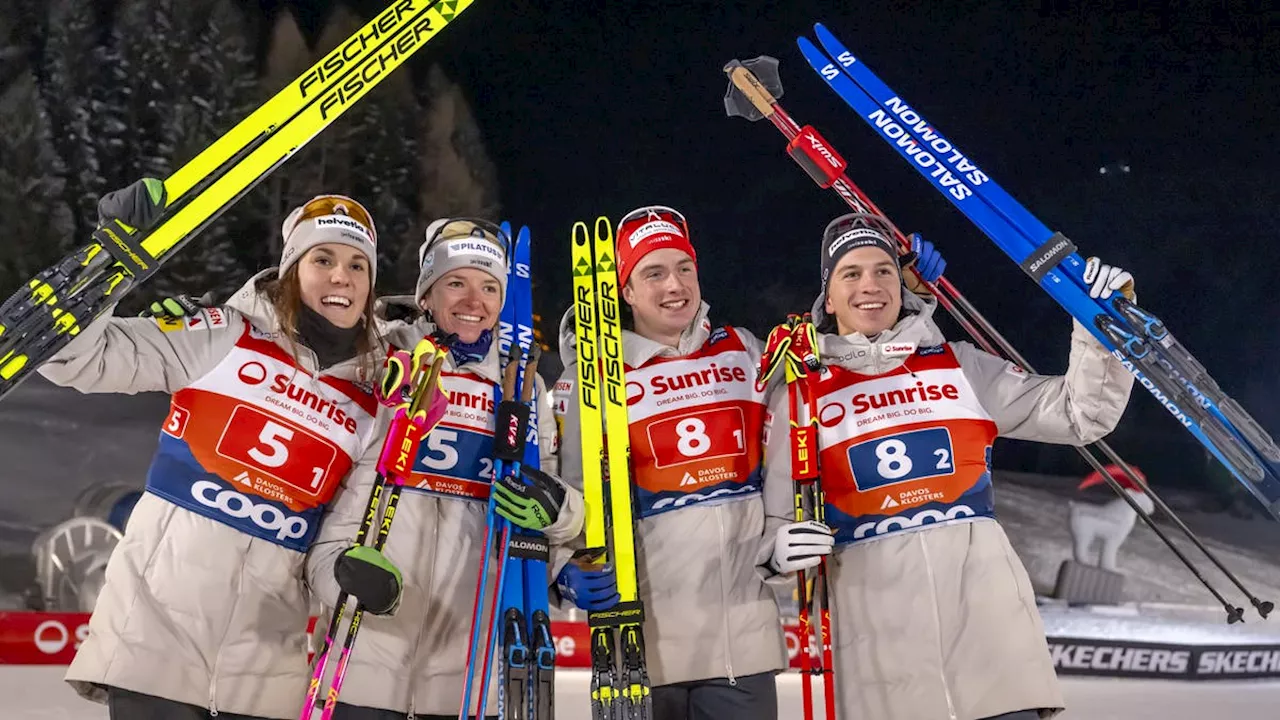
[{"left": 417, "top": 427, "right": 495, "bottom": 481}]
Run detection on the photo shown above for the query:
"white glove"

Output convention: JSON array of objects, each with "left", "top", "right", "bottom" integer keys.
[
  {"left": 1082, "top": 257, "right": 1135, "bottom": 301},
  {"left": 769, "top": 521, "right": 835, "bottom": 575}
]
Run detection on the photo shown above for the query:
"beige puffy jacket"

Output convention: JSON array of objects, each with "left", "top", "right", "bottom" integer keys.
[
  {"left": 39, "top": 270, "right": 386, "bottom": 718},
  {"left": 762, "top": 292, "right": 1134, "bottom": 720}
]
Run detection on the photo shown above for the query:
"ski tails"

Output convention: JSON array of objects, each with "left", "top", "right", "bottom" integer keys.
[
  {"left": 798, "top": 23, "right": 1280, "bottom": 521},
  {"left": 572, "top": 218, "right": 651, "bottom": 720},
  {"left": 0, "top": 0, "right": 476, "bottom": 402}
]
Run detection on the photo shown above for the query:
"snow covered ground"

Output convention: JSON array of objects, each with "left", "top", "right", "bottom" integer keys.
[
  {"left": 996, "top": 470, "right": 1280, "bottom": 609},
  {"left": 7, "top": 667, "right": 1279, "bottom": 719}
]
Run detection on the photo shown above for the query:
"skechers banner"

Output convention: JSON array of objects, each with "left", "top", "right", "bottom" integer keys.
[{"left": 6, "top": 611, "right": 1278, "bottom": 681}]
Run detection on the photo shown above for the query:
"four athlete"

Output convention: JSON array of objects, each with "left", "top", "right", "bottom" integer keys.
[{"left": 40, "top": 174, "right": 1136, "bottom": 720}]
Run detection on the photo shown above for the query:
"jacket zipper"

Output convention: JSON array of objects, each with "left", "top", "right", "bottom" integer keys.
[
  {"left": 404, "top": 500, "right": 444, "bottom": 720},
  {"left": 208, "top": 539, "right": 249, "bottom": 716},
  {"left": 716, "top": 507, "right": 736, "bottom": 685},
  {"left": 918, "top": 532, "right": 957, "bottom": 720}
]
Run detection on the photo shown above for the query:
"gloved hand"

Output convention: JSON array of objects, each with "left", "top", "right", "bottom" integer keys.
[
  {"left": 556, "top": 552, "right": 620, "bottom": 611},
  {"left": 493, "top": 465, "right": 566, "bottom": 531},
  {"left": 97, "top": 177, "right": 167, "bottom": 232},
  {"left": 768, "top": 520, "right": 835, "bottom": 575},
  {"left": 334, "top": 546, "right": 403, "bottom": 616},
  {"left": 138, "top": 293, "right": 213, "bottom": 320},
  {"left": 1082, "top": 258, "right": 1135, "bottom": 302},
  {"left": 908, "top": 234, "right": 947, "bottom": 283},
  {"left": 901, "top": 233, "right": 947, "bottom": 296}
]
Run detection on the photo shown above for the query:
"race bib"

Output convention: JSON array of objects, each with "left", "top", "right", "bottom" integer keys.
[
  {"left": 146, "top": 322, "right": 377, "bottom": 551},
  {"left": 408, "top": 373, "right": 498, "bottom": 502},
  {"left": 814, "top": 345, "right": 998, "bottom": 545},
  {"left": 625, "top": 329, "right": 766, "bottom": 516}
]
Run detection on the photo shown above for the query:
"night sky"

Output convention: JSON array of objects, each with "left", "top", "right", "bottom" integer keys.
[{"left": 280, "top": 0, "right": 1278, "bottom": 486}]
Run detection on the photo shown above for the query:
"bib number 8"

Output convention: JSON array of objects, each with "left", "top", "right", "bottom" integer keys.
[
  {"left": 847, "top": 427, "right": 957, "bottom": 492},
  {"left": 646, "top": 407, "right": 750, "bottom": 469},
  {"left": 676, "top": 418, "right": 711, "bottom": 457},
  {"left": 874, "top": 439, "right": 913, "bottom": 479}
]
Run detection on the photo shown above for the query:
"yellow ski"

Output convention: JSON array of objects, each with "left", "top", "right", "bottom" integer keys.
[
  {"left": 0, "top": 0, "right": 476, "bottom": 399},
  {"left": 571, "top": 217, "right": 651, "bottom": 720}
]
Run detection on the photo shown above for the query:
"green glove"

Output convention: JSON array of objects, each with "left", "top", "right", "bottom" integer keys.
[
  {"left": 138, "top": 293, "right": 212, "bottom": 320},
  {"left": 493, "top": 466, "right": 566, "bottom": 531},
  {"left": 334, "top": 545, "right": 403, "bottom": 616},
  {"left": 97, "top": 177, "right": 166, "bottom": 232}
]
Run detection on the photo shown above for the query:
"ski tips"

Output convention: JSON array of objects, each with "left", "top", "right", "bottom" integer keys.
[
  {"left": 722, "top": 55, "right": 783, "bottom": 121},
  {"left": 593, "top": 216, "right": 613, "bottom": 245},
  {"left": 796, "top": 34, "right": 823, "bottom": 58}
]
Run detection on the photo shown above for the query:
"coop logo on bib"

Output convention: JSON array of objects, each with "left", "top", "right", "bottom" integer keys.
[{"left": 191, "top": 479, "right": 309, "bottom": 542}]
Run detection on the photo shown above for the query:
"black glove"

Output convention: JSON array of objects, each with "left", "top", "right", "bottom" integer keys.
[
  {"left": 334, "top": 546, "right": 403, "bottom": 616},
  {"left": 97, "top": 177, "right": 167, "bottom": 232},
  {"left": 493, "top": 466, "right": 566, "bottom": 531}
]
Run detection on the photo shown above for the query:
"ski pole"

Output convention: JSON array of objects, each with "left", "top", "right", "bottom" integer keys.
[
  {"left": 760, "top": 316, "right": 821, "bottom": 720},
  {"left": 306, "top": 335, "right": 452, "bottom": 719},
  {"left": 779, "top": 317, "right": 837, "bottom": 720},
  {"left": 459, "top": 345, "right": 522, "bottom": 719},
  {"left": 303, "top": 341, "right": 431, "bottom": 717},
  {"left": 478, "top": 347, "right": 541, "bottom": 719}
]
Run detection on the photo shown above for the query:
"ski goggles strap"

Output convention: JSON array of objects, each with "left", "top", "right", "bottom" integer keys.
[
  {"left": 287, "top": 194, "right": 378, "bottom": 244},
  {"left": 617, "top": 205, "right": 690, "bottom": 238},
  {"left": 419, "top": 217, "right": 512, "bottom": 265}
]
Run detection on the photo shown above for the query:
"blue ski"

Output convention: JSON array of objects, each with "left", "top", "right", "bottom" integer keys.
[
  {"left": 798, "top": 23, "right": 1280, "bottom": 519},
  {"left": 511, "top": 225, "right": 556, "bottom": 720},
  {"left": 491, "top": 223, "right": 554, "bottom": 720}
]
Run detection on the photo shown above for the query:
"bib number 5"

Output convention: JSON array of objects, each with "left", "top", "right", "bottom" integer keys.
[
  {"left": 217, "top": 406, "right": 339, "bottom": 499},
  {"left": 418, "top": 427, "right": 495, "bottom": 481}
]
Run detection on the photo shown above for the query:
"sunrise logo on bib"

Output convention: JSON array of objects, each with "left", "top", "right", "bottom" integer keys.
[{"left": 407, "top": 372, "right": 503, "bottom": 502}]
